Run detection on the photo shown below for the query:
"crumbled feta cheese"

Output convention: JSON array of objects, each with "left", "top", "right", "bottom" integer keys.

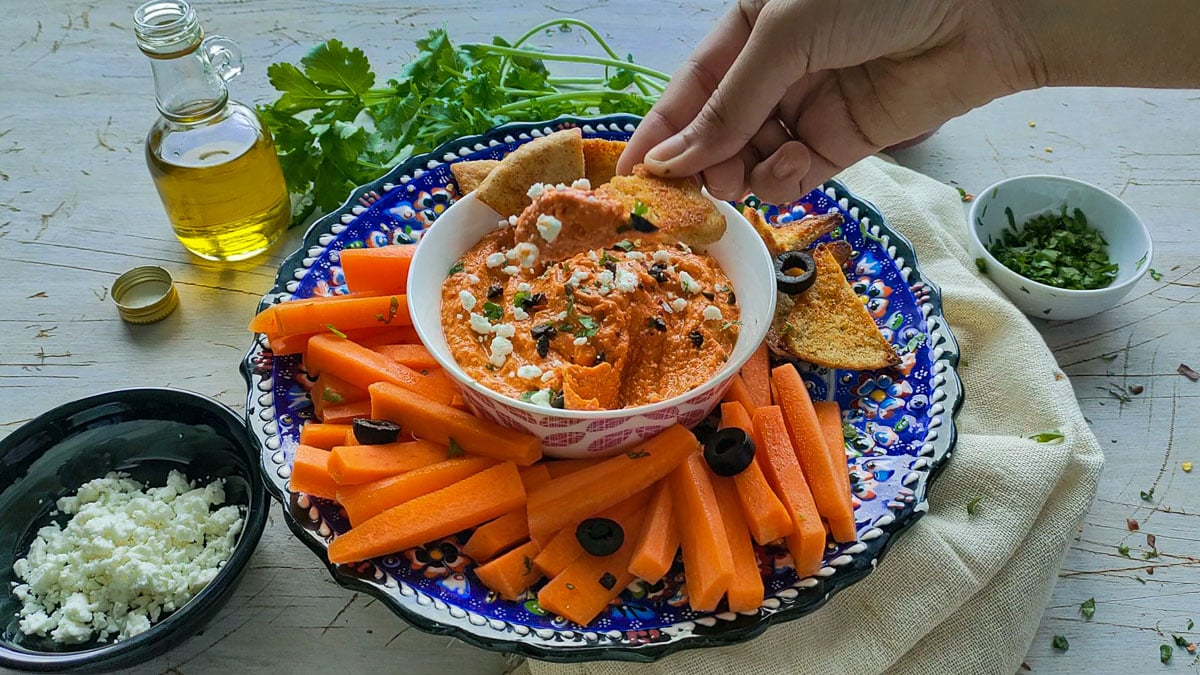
[
  {"left": 671, "top": 297, "right": 688, "bottom": 313},
  {"left": 512, "top": 242, "right": 539, "bottom": 268},
  {"left": 662, "top": 301, "right": 674, "bottom": 314},
  {"left": 529, "top": 389, "right": 553, "bottom": 407},
  {"left": 652, "top": 249, "right": 672, "bottom": 264},
  {"left": 456, "top": 313, "right": 463, "bottom": 320},
  {"left": 486, "top": 252, "right": 506, "bottom": 268},
  {"left": 569, "top": 269, "right": 591, "bottom": 286},
  {"left": 502, "top": 265, "right": 520, "bottom": 276},
  {"left": 679, "top": 271, "right": 701, "bottom": 294},
  {"left": 466, "top": 274, "right": 480, "bottom": 284},
  {"left": 536, "top": 214, "right": 563, "bottom": 243},
  {"left": 595, "top": 270, "right": 615, "bottom": 286},
  {"left": 527, "top": 182, "right": 546, "bottom": 199},
  {"left": 541, "top": 371, "right": 557, "bottom": 383},
  {"left": 703, "top": 305, "right": 723, "bottom": 321},
  {"left": 555, "top": 311, "right": 569, "bottom": 321},
  {"left": 573, "top": 336, "right": 588, "bottom": 346},
  {"left": 571, "top": 178, "right": 591, "bottom": 190},
  {"left": 493, "top": 323, "right": 516, "bottom": 338},
  {"left": 459, "top": 290, "right": 477, "bottom": 311},
  {"left": 614, "top": 268, "right": 638, "bottom": 293},
  {"left": 587, "top": 250, "right": 600, "bottom": 263},
  {"left": 469, "top": 313, "right": 494, "bottom": 335},
  {"left": 11, "top": 470, "right": 243, "bottom": 645},
  {"left": 513, "top": 307, "right": 529, "bottom": 321},
  {"left": 497, "top": 219, "right": 509, "bottom": 229},
  {"left": 517, "top": 365, "right": 543, "bottom": 380},
  {"left": 508, "top": 215, "right": 519, "bottom": 226},
  {"left": 625, "top": 251, "right": 646, "bottom": 260},
  {"left": 489, "top": 335, "right": 514, "bottom": 367},
  {"left": 516, "top": 282, "right": 532, "bottom": 293}
]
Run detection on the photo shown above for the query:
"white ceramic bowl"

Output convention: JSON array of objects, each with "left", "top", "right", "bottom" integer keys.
[
  {"left": 966, "top": 175, "right": 1152, "bottom": 321},
  {"left": 408, "top": 192, "right": 775, "bottom": 458}
]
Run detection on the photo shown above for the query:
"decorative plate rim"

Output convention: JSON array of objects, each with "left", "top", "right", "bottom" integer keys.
[{"left": 239, "top": 113, "right": 964, "bottom": 663}]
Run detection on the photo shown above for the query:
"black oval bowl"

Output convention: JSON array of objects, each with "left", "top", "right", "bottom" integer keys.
[{"left": 0, "top": 388, "right": 268, "bottom": 672}]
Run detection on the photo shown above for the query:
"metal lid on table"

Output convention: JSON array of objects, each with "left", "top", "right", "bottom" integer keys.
[{"left": 111, "top": 266, "right": 179, "bottom": 324}]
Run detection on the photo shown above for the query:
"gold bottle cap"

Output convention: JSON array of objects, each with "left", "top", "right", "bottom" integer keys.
[{"left": 112, "top": 266, "right": 179, "bottom": 324}]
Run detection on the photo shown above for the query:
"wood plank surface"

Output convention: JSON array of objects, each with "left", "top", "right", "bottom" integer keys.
[{"left": 0, "top": 1, "right": 1196, "bottom": 673}]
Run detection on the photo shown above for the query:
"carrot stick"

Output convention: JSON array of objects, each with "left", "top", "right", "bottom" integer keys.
[
  {"left": 628, "top": 480, "right": 679, "bottom": 584},
  {"left": 290, "top": 445, "right": 339, "bottom": 500},
  {"left": 337, "top": 457, "right": 500, "bottom": 527},
  {"left": 752, "top": 406, "right": 825, "bottom": 577},
  {"left": 721, "top": 373, "right": 757, "bottom": 417},
  {"left": 328, "top": 440, "right": 448, "bottom": 485},
  {"left": 474, "top": 540, "right": 542, "bottom": 601},
  {"left": 669, "top": 453, "right": 735, "bottom": 612},
  {"left": 542, "top": 458, "right": 603, "bottom": 479},
  {"left": 422, "top": 368, "right": 463, "bottom": 406},
  {"left": 710, "top": 471, "right": 765, "bottom": 613},
  {"left": 369, "top": 382, "right": 542, "bottom": 466},
  {"left": 373, "top": 344, "right": 440, "bottom": 372},
  {"left": 814, "top": 401, "right": 853, "bottom": 506},
  {"left": 250, "top": 294, "right": 411, "bottom": 341},
  {"left": 526, "top": 424, "right": 698, "bottom": 543},
  {"left": 536, "top": 502, "right": 649, "bottom": 626},
  {"left": 327, "top": 462, "right": 526, "bottom": 564},
  {"left": 740, "top": 342, "right": 772, "bottom": 409},
  {"left": 312, "top": 372, "right": 369, "bottom": 420},
  {"left": 318, "top": 399, "right": 372, "bottom": 425},
  {"left": 339, "top": 244, "right": 416, "bottom": 295},
  {"left": 307, "top": 334, "right": 451, "bottom": 405},
  {"left": 269, "top": 332, "right": 314, "bottom": 355},
  {"left": 463, "top": 466, "right": 554, "bottom": 562},
  {"left": 719, "top": 402, "right": 794, "bottom": 545},
  {"left": 533, "top": 490, "right": 651, "bottom": 578},
  {"left": 349, "top": 325, "right": 420, "bottom": 346},
  {"left": 772, "top": 365, "right": 857, "bottom": 543},
  {"left": 298, "top": 423, "right": 354, "bottom": 451}
]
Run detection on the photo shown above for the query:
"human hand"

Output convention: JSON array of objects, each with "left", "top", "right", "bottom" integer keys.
[{"left": 619, "top": 0, "right": 1044, "bottom": 204}]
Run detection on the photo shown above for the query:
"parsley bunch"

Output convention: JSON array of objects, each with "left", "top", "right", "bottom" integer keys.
[
  {"left": 986, "top": 206, "right": 1118, "bottom": 290},
  {"left": 257, "top": 19, "right": 668, "bottom": 224}
]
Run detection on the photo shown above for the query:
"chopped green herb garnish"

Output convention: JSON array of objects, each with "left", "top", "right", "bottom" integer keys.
[
  {"left": 904, "top": 333, "right": 927, "bottom": 353},
  {"left": 721, "top": 320, "right": 743, "bottom": 331},
  {"left": 1188, "top": 619, "right": 1194, "bottom": 631},
  {"left": 1143, "top": 549, "right": 1159, "bottom": 560},
  {"left": 599, "top": 251, "right": 618, "bottom": 266},
  {"left": 448, "top": 260, "right": 465, "bottom": 277},
  {"left": 1118, "top": 543, "right": 1131, "bottom": 557},
  {"left": 447, "top": 437, "right": 465, "bottom": 458},
  {"left": 1149, "top": 268, "right": 1163, "bottom": 281},
  {"left": 614, "top": 240, "right": 635, "bottom": 252},
  {"left": 483, "top": 301, "right": 504, "bottom": 321},
  {"left": 321, "top": 389, "right": 344, "bottom": 404},
  {"left": 1052, "top": 635, "right": 1069, "bottom": 652},
  {"left": 376, "top": 295, "right": 400, "bottom": 324},
  {"left": 576, "top": 315, "right": 599, "bottom": 338},
  {"left": 632, "top": 200, "right": 648, "bottom": 218},
  {"left": 1080, "top": 597, "right": 1095, "bottom": 619},
  {"left": 1161, "top": 644, "right": 1173, "bottom": 663},
  {"left": 1100, "top": 353, "right": 1119, "bottom": 361},
  {"left": 1141, "top": 487, "right": 1155, "bottom": 501},
  {"left": 513, "top": 291, "right": 530, "bottom": 308},
  {"left": 523, "top": 555, "right": 533, "bottom": 574},
  {"left": 1174, "top": 634, "right": 1189, "bottom": 648},
  {"left": 324, "top": 323, "right": 348, "bottom": 338},
  {"left": 626, "top": 449, "right": 650, "bottom": 459},
  {"left": 1029, "top": 430, "right": 1065, "bottom": 443},
  {"left": 986, "top": 206, "right": 1118, "bottom": 290},
  {"left": 1136, "top": 576, "right": 1147, "bottom": 584},
  {"left": 519, "top": 390, "right": 537, "bottom": 403},
  {"left": 975, "top": 258, "right": 987, "bottom": 274},
  {"left": 966, "top": 496, "right": 982, "bottom": 516}
]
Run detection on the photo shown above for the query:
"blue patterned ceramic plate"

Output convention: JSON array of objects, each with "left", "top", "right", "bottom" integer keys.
[{"left": 240, "top": 114, "right": 963, "bottom": 662}]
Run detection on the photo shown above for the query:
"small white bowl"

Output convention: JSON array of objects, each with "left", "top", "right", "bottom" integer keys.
[
  {"left": 966, "top": 175, "right": 1152, "bottom": 321},
  {"left": 408, "top": 192, "right": 775, "bottom": 458}
]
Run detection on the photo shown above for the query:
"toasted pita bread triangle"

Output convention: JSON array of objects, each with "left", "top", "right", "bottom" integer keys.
[
  {"left": 771, "top": 244, "right": 900, "bottom": 370},
  {"left": 475, "top": 128, "right": 585, "bottom": 218},
  {"left": 743, "top": 206, "right": 843, "bottom": 258},
  {"left": 596, "top": 165, "right": 725, "bottom": 248},
  {"left": 582, "top": 138, "right": 626, "bottom": 187},
  {"left": 450, "top": 159, "right": 500, "bottom": 194}
]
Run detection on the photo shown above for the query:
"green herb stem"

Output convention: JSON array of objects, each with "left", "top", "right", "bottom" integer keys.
[
  {"left": 491, "top": 90, "right": 616, "bottom": 115},
  {"left": 500, "top": 17, "right": 658, "bottom": 96},
  {"left": 468, "top": 43, "right": 671, "bottom": 83}
]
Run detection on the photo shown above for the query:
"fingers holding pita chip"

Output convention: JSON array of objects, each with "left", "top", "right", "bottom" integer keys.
[
  {"left": 582, "top": 138, "right": 626, "bottom": 187},
  {"left": 474, "top": 128, "right": 585, "bottom": 218},
  {"left": 596, "top": 164, "right": 726, "bottom": 249},
  {"left": 450, "top": 159, "right": 500, "bottom": 194}
]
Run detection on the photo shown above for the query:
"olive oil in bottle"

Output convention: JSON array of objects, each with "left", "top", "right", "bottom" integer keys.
[{"left": 135, "top": 0, "right": 289, "bottom": 261}]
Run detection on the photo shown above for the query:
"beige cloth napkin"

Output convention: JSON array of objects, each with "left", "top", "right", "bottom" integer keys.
[{"left": 516, "top": 157, "right": 1105, "bottom": 675}]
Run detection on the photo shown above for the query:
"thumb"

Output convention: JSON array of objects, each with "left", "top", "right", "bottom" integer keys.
[{"left": 643, "top": 2, "right": 812, "bottom": 178}]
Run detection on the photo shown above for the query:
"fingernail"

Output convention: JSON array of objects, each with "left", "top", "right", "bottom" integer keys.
[
  {"left": 645, "top": 134, "right": 686, "bottom": 168},
  {"left": 772, "top": 158, "right": 798, "bottom": 181}
]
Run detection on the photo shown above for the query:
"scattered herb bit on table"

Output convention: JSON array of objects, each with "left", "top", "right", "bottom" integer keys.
[
  {"left": 1052, "top": 634, "right": 1070, "bottom": 652},
  {"left": 986, "top": 206, "right": 1118, "bottom": 290},
  {"left": 258, "top": 19, "right": 668, "bottom": 224},
  {"left": 966, "top": 496, "right": 982, "bottom": 516},
  {"left": 1079, "top": 597, "right": 1095, "bottom": 619},
  {"left": 1141, "top": 487, "right": 1155, "bottom": 502},
  {"left": 1161, "top": 644, "right": 1173, "bottom": 663},
  {"left": 1149, "top": 267, "right": 1163, "bottom": 281}
]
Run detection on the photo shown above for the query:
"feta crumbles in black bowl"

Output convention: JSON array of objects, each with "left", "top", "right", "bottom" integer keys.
[{"left": 0, "top": 388, "right": 268, "bottom": 672}]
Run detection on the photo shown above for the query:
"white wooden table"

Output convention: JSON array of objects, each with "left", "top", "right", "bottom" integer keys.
[{"left": 2, "top": 1, "right": 1197, "bottom": 672}]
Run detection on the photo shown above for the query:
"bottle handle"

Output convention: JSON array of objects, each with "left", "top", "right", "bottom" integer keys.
[{"left": 202, "top": 35, "right": 243, "bottom": 82}]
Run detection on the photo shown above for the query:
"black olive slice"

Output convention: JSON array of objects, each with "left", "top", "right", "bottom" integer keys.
[
  {"left": 703, "top": 427, "right": 756, "bottom": 477},
  {"left": 630, "top": 213, "right": 659, "bottom": 233},
  {"left": 688, "top": 330, "right": 704, "bottom": 348},
  {"left": 575, "top": 517, "right": 624, "bottom": 556},
  {"left": 352, "top": 418, "right": 402, "bottom": 445},
  {"left": 774, "top": 250, "right": 817, "bottom": 295},
  {"left": 486, "top": 284, "right": 503, "bottom": 299}
]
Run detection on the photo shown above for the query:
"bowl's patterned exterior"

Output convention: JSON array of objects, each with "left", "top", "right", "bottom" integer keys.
[{"left": 241, "top": 115, "right": 963, "bottom": 663}]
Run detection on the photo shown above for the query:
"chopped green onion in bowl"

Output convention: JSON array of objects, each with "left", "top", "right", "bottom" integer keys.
[{"left": 986, "top": 206, "right": 1119, "bottom": 290}]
